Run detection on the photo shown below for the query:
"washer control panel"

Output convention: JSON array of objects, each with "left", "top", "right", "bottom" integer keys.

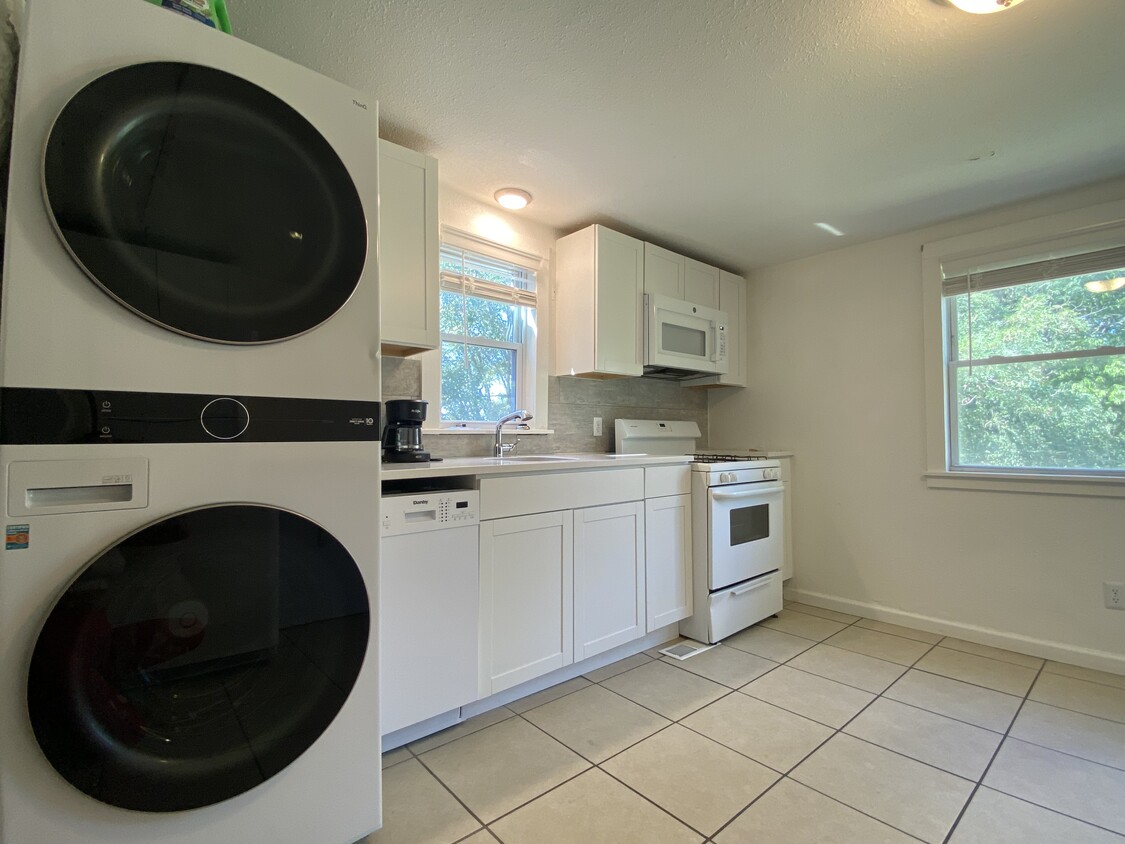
[{"left": 381, "top": 490, "right": 480, "bottom": 537}]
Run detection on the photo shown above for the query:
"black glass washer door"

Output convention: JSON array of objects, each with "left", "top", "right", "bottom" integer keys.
[
  {"left": 27, "top": 505, "right": 370, "bottom": 812},
  {"left": 43, "top": 62, "right": 368, "bottom": 344}
]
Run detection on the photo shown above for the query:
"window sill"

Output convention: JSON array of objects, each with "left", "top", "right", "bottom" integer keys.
[
  {"left": 924, "top": 471, "right": 1125, "bottom": 498},
  {"left": 423, "top": 427, "right": 554, "bottom": 436}
]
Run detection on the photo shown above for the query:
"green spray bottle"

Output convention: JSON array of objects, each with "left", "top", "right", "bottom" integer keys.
[{"left": 144, "top": 0, "right": 232, "bottom": 34}]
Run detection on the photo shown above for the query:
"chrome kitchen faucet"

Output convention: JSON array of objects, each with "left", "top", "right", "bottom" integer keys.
[{"left": 494, "top": 410, "right": 533, "bottom": 457}]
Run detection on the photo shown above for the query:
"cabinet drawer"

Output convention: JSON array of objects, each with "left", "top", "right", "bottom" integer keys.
[
  {"left": 480, "top": 468, "right": 643, "bottom": 520},
  {"left": 644, "top": 465, "right": 691, "bottom": 497}
]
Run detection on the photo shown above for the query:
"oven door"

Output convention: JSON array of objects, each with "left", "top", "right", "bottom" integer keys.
[{"left": 707, "top": 482, "right": 784, "bottom": 590}]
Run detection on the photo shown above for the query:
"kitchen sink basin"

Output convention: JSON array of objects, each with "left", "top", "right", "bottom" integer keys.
[{"left": 508, "top": 455, "right": 581, "bottom": 462}]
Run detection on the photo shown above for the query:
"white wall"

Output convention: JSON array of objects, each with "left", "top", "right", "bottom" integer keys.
[{"left": 709, "top": 178, "right": 1125, "bottom": 672}]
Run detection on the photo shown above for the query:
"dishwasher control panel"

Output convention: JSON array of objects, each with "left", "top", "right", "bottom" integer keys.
[{"left": 381, "top": 490, "right": 480, "bottom": 536}]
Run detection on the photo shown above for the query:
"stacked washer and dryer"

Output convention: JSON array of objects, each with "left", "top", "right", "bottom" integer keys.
[{"left": 0, "top": 2, "right": 383, "bottom": 843}]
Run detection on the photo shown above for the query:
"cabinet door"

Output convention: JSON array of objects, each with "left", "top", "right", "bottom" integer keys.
[
  {"left": 378, "top": 139, "right": 439, "bottom": 355},
  {"left": 717, "top": 271, "right": 747, "bottom": 387},
  {"left": 779, "top": 457, "right": 794, "bottom": 580},
  {"left": 645, "top": 494, "right": 693, "bottom": 631},
  {"left": 479, "top": 512, "right": 573, "bottom": 696},
  {"left": 573, "top": 501, "right": 645, "bottom": 661},
  {"left": 685, "top": 259, "right": 720, "bottom": 309},
  {"left": 594, "top": 227, "right": 645, "bottom": 376},
  {"left": 643, "top": 242, "right": 685, "bottom": 299}
]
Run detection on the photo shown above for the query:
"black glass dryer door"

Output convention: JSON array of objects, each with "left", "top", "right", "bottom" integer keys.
[
  {"left": 43, "top": 62, "right": 368, "bottom": 344},
  {"left": 27, "top": 505, "right": 370, "bottom": 812}
]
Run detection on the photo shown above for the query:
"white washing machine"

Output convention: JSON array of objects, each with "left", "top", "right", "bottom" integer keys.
[
  {"left": 0, "top": 389, "right": 382, "bottom": 844},
  {"left": 0, "top": 0, "right": 381, "bottom": 399}
]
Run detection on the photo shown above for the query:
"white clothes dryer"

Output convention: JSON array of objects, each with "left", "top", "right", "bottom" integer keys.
[
  {"left": 0, "top": 389, "right": 382, "bottom": 844},
  {"left": 0, "top": 0, "right": 380, "bottom": 400}
]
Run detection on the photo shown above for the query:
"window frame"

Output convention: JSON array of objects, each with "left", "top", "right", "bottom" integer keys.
[
  {"left": 421, "top": 228, "right": 549, "bottom": 432},
  {"left": 922, "top": 199, "right": 1125, "bottom": 497}
]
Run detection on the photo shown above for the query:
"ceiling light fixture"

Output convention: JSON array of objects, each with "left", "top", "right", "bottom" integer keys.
[
  {"left": 815, "top": 222, "right": 846, "bottom": 237},
  {"left": 947, "top": 0, "right": 1025, "bottom": 14},
  {"left": 494, "top": 188, "right": 532, "bottom": 210},
  {"left": 1084, "top": 276, "right": 1125, "bottom": 294}
]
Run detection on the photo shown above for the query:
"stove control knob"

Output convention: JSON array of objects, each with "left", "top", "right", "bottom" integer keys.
[
  {"left": 718, "top": 472, "right": 730, "bottom": 483},
  {"left": 766, "top": 467, "right": 779, "bottom": 480},
  {"left": 201, "top": 397, "right": 250, "bottom": 440}
]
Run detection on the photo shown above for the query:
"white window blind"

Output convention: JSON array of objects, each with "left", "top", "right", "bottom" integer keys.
[
  {"left": 942, "top": 244, "right": 1125, "bottom": 297},
  {"left": 439, "top": 243, "right": 537, "bottom": 309}
]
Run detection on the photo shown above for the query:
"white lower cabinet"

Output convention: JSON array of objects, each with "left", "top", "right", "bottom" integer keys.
[
  {"left": 573, "top": 501, "right": 646, "bottom": 661},
  {"left": 478, "top": 511, "right": 573, "bottom": 696},
  {"left": 644, "top": 493, "right": 693, "bottom": 631}
]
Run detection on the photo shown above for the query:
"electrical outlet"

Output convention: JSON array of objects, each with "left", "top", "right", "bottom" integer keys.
[
  {"left": 1106, "top": 582, "right": 1125, "bottom": 610},
  {"left": 592, "top": 417, "right": 603, "bottom": 437}
]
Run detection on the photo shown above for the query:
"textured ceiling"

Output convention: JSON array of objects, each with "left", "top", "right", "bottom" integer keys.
[{"left": 233, "top": 0, "right": 1125, "bottom": 272}]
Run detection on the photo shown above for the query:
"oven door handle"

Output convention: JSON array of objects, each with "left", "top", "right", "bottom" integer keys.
[{"left": 710, "top": 483, "right": 784, "bottom": 500}]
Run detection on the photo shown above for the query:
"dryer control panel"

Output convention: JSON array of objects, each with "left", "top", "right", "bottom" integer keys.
[{"left": 0, "top": 388, "right": 381, "bottom": 444}]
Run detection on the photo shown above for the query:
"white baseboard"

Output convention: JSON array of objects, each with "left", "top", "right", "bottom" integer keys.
[{"left": 785, "top": 587, "right": 1125, "bottom": 677}]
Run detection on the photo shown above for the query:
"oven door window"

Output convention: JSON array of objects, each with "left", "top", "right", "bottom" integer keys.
[
  {"left": 729, "top": 502, "right": 770, "bottom": 546},
  {"left": 43, "top": 62, "right": 368, "bottom": 344},
  {"left": 26, "top": 505, "right": 369, "bottom": 813}
]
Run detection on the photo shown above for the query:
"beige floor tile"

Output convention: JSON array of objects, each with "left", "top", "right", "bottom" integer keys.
[
  {"left": 949, "top": 787, "right": 1125, "bottom": 844},
  {"left": 915, "top": 647, "right": 1038, "bottom": 696},
  {"left": 939, "top": 637, "right": 1045, "bottom": 669},
  {"left": 408, "top": 707, "right": 515, "bottom": 754},
  {"left": 602, "top": 724, "right": 779, "bottom": 836},
  {"left": 783, "top": 600, "right": 860, "bottom": 624},
  {"left": 369, "top": 758, "right": 481, "bottom": 844},
  {"left": 791, "top": 733, "right": 974, "bottom": 844},
  {"left": 854, "top": 618, "right": 943, "bottom": 644},
  {"left": 600, "top": 659, "right": 728, "bottom": 720},
  {"left": 381, "top": 746, "right": 412, "bottom": 769},
  {"left": 682, "top": 692, "right": 833, "bottom": 772},
  {"left": 824, "top": 626, "right": 934, "bottom": 666},
  {"left": 884, "top": 669, "right": 1022, "bottom": 732},
  {"left": 660, "top": 644, "right": 777, "bottom": 688},
  {"left": 507, "top": 677, "right": 591, "bottom": 714},
  {"left": 1010, "top": 700, "right": 1125, "bottom": 771},
  {"left": 1044, "top": 660, "right": 1125, "bottom": 691},
  {"left": 419, "top": 717, "right": 589, "bottom": 823},
  {"left": 741, "top": 665, "right": 875, "bottom": 728},
  {"left": 985, "top": 738, "right": 1125, "bottom": 834},
  {"left": 582, "top": 652, "right": 651, "bottom": 683},
  {"left": 722, "top": 625, "right": 817, "bottom": 662},
  {"left": 786, "top": 643, "right": 906, "bottom": 693},
  {"left": 454, "top": 831, "right": 498, "bottom": 844},
  {"left": 844, "top": 698, "right": 1003, "bottom": 780},
  {"left": 490, "top": 768, "right": 702, "bottom": 844},
  {"left": 759, "top": 609, "right": 848, "bottom": 641},
  {"left": 715, "top": 778, "right": 918, "bottom": 844},
  {"left": 1030, "top": 672, "right": 1125, "bottom": 724},
  {"left": 521, "top": 683, "right": 670, "bottom": 763}
]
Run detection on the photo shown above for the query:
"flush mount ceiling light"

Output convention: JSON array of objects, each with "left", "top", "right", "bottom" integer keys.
[
  {"left": 947, "top": 0, "right": 1025, "bottom": 13},
  {"left": 494, "top": 188, "right": 532, "bottom": 210},
  {"left": 1084, "top": 276, "right": 1125, "bottom": 293}
]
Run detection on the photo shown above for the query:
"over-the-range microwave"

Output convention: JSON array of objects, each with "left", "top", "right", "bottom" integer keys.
[{"left": 643, "top": 293, "right": 729, "bottom": 378}]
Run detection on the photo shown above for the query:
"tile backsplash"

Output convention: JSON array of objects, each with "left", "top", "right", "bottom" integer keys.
[{"left": 380, "top": 357, "right": 708, "bottom": 458}]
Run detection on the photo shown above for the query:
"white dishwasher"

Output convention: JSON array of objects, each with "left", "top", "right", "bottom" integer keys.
[{"left": 380, "top": 490, "right": 480, "bottom": 736}]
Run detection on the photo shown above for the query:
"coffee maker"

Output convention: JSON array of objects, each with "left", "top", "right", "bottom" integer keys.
[{"left": 381, "top": 399, "right": 437, "bottom": 463}]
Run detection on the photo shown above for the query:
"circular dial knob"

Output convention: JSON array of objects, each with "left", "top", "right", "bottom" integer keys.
[{"left": 201, "top": 398, "right": 250, "bottom": 440}]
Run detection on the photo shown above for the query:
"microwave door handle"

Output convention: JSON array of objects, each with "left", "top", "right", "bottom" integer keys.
[{"left": 711, "top": 483, "right": 784, "bottom": 500}]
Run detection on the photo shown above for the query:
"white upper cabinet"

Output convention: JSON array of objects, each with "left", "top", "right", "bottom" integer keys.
[
  {"left": 683, "top": 270, "right": 747, "bottom": 388},
  {"left": 643, "top": 243, "right": 685, "bottom": 299},
  {"left": 555, "top": 225, "right": 644, "bottom": 378},
  {"left": 684, "top": 258, "right": 720, "bottom": 310},
  {"left": 378, "top": 139, "right": 439, "bottom": 356}
]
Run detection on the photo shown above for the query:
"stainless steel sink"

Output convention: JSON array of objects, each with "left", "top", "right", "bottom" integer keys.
[{"left": 508, "top": 455, "right": 581, "bottom": 462}]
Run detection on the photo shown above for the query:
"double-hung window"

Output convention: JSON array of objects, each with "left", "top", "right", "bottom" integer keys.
[
  {"left": 436, "top": 239, "right": 539, "bottom": 424},
  {"left": 938, "top": 244, "right": 1125, "bottom": 476}
]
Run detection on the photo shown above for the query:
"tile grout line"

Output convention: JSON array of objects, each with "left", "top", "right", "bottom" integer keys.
[{"left": 939, "top": 660, "right": 1047, "bottom": 844}]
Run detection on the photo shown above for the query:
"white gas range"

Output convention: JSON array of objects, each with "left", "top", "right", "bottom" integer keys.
[{"left": 616, "top": 420, "right": 785, "bottom": 644}]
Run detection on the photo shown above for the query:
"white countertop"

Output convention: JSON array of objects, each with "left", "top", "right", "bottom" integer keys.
[{"left": 381, "top": 453, "right": 691, "bottom": 480}]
